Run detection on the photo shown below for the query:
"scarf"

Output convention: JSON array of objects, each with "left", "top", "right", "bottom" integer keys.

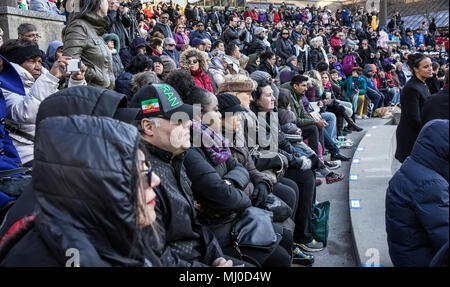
[
  {"left": 324, "top": 82, "right": 331, "bottom": 89},
  {"left": 192, "top": 121, "right": 231, "bottom": 165},
  {"left": 151, "top": 47, "right": 161, "bottom": 57}
]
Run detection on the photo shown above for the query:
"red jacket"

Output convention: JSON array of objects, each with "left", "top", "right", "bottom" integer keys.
[
  {"left": 330, "top": 36, "right": 343, "bottom": 50},
  {"left": 274, "top": 11, "right": 280, "bottom": 23},
  {"left": 191, "top": 69, "right": 213, "bottom": 93},
  {"left": 250, "top": 10, "right": 259, "bottom": 21}
]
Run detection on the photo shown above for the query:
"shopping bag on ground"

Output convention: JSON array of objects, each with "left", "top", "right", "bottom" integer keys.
[{"left": 311, "top": 200, "right": 330, "bottom": 247}]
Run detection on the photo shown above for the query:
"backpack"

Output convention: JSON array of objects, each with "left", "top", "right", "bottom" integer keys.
[{"left": 342, "top": 54, "right": 356, "bottom": 76}]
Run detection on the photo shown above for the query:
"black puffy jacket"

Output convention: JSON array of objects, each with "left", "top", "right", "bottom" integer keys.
[
  {"left": 184, "top": 147, "right": 251, "bottom": 218},
  {"left": 0, "top": 116, "right": 160, "bottom": 266},
  {"left": 144, "top": 142, "right": 225, "bottom": 267},
  {"left": 0, "top": 86, "right": 138, "bottom": 241}
]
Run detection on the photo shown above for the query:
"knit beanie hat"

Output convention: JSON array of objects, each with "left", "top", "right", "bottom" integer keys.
[
  {"left": 3, "top": 44, "right": 45, "bottom": 65},
  {"left": 250, "top": 70, "right": 279, "bottom": 101}
]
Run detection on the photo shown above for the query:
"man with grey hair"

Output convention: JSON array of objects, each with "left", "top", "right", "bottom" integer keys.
[{"left": 17, "top": 23, "right": 39, "bottom": 46}]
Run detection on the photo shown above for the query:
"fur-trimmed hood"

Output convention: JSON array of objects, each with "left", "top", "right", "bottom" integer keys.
[{"left": 179, "top": 47, "right": 209, "bottom": 73}]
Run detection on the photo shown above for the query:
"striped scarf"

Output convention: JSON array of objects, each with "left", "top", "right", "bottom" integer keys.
[{"left": 192, "top": 121, "right": 231, "bottom": 165}]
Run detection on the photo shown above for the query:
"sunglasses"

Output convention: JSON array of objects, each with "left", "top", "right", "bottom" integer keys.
[
  {"left": 139, "top": 160, "right": 153, "bottom": 186},
  {"left": 188, "top": 59, "right": 198, "bottom": 64}
]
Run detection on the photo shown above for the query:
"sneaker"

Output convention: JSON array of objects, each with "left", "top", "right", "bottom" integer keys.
[
  {"left": 315, "top": 171, "right": 325, "bottom": 178},
  {"left": 362, "top": 115, "right": 369, "bottom": 119},
  {"left": 355, "top": 115, "right": 362, "bottom": 120},
  {"left": 324, "top": 160, "right": 340, "bottom": 170},
  {"left": 297, "top": 239, "right": 324, "bottom": 252},
  {"left": 326, "top": 171, "right": 345, "bottom": 184},
  {"left": 292, "top": 246, "right": 315, "bottom": 266}
]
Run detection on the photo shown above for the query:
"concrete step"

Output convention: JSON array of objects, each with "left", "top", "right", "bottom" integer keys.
[{"left": 348, "top": 118, "right": 396, "bottom": 267}]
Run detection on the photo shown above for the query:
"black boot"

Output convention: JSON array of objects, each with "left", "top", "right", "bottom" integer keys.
[
  {"left": 344, "top": 113, "right": 363, "bottom": 132},
  {"left": 331, "top": 152, "right": 351, "bottom": 161}
]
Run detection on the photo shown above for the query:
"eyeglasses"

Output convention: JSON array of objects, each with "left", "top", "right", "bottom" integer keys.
[
  {"left": 188, "top": 59, "right": 198, "bottom": 64},
  {"left": 282, "top": 32, "right": 289, "bottom": 35},
  {"left": 23, "top": 33, "right": 41, "bottom": 39},
  {"left": 161, "top": 17, "right": 168, "bottom": 19}
]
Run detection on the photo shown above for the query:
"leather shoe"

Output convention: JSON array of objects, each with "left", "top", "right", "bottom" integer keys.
[{"left": 331, "top": 153, "right": 351, "bottom": 161}]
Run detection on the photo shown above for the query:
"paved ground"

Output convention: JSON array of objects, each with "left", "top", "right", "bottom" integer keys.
[{"left": 311, "top": 117, "right": 390, "bottom": 267}]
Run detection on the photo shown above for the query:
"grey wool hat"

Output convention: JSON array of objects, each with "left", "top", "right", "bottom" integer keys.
[{"left": 250, "top": 71, "right": 279, "bottom": 102}]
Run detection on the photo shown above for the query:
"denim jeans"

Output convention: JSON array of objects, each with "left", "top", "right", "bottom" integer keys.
[
  {"left": 366, "top": 89, "right": 385, "bottom": 110},
  {"left": 321, "top": 112, "right": 337, "bottom": 141}
]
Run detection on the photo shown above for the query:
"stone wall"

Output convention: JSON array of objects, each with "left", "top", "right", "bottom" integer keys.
[{"left": 0, "top": 6, "right": 65, "bottom": 51}]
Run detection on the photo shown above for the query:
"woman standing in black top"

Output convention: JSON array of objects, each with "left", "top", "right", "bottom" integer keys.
[{"left": 395, "top": 53, "right": 433, "bottom": 163}]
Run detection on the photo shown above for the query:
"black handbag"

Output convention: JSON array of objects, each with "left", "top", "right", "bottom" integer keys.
[
  {"left": 231, "top": 207, "right": 282, "bottom": 267},
  {"left": 262, "top": 193, "right": 293, "bottom": 222}
]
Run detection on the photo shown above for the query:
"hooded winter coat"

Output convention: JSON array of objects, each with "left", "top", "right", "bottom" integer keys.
[
  {"left": 102, "top": 33, "right": 125, "bottom": 79},
  {"left": 44, "top": 41, "right": 63, "bottom": 68},
  {"left": 395, "top": 74, "right": 431, "bottom": 163},
  {"left": 63, "top": 13, "right": 115, "bottom": 89},
  {"left": 180, "top": 48, "right": 213, "bottom": 93},
  {"left": 1, "top": 62, "right": 86, "bottom": 165},
  {"left": 0, "top": 56, "right": 23, "bottom": 173},
  {"left": 0, "top": 86, "right": 139, "bottom": 241},
  {"left": 0, "top": 115, "right": 161, "bottom": 266},
  {"left": 386, "top": 119, "right": 449, "bottom": 267}
]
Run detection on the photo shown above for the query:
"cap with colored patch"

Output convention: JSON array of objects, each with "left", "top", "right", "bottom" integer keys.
[{"left": 129, "top": 83, "right": 193, "bottom": 120}]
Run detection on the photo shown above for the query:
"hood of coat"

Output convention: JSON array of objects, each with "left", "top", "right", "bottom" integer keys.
[
  {"left": 102, "top": 33, "right": 121, "bottom": 52},
  {"left": 45, "top": 41, "right": 64, "bottom": 66},
  {"left": 130, "top": 37, "right": 149, "bottom": 55},
  {"left": 180, "top": 47, "right": 209, "bottom": 73},
  {"left": 409, "top": 119, "right": 449, "bottom": 182},
  {"left": 78, "top": 12, "right": 109, "bottom": 35},
  {"left": 0, "top": 55, "right": 26, "bottom": 96},
  {"left": 35, "top": 85, "right": 136, "bottom": 131},
  {"left": 32, "top": 115, "right": 144, "bottom": 266}
]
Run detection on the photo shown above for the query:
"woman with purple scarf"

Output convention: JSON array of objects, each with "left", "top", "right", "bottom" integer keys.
[{"left": 183, "top": 87, "right": 293, "bottom": 267}]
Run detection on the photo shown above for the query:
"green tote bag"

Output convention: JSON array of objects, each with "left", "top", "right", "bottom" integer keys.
[{"left": 311, "top": 201, "right": 330, "bottom": 247}]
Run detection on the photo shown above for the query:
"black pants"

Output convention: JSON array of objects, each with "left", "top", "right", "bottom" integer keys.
[
  {"left": 272, "top": 178, "right": 299, "bottom": 218},
  {"left": 263, "top": 224, "right": 293, "bottom": 267},
  {"left": 301, "top": 124, "right": 323, "bottom": 156},
  {"left": 284, "top": 168, "right": 316, "bottom": 244}
]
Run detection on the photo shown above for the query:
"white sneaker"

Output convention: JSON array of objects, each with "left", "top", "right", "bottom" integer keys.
[
  {"left": 362, "top": 115, "right": 369, "bottom": 119},
  {"left": 355, "top": 115, "right": 362, "bottom": 119}
]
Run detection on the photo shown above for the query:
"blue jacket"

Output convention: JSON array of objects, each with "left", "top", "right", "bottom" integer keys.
[
  {"left": 162, "top": 49, "right": 180, "bottom": 68},
  {"left": 386, "top": 119, "right": 449, "bottom": 266},
  {"left": 414, "top": 33, "right": 425, "bottom": 47},
  {"left": 0, "top": 55, "right": 24, "bottom": 208},
  {"left": 189, "top": 30, "right": 214, "bottom": 44},
  {"left": 0, "top": 55, "right": 24, "bottom": 172},
  {"left": 401, "top": 34, "right": 413, "bottom": 47}
]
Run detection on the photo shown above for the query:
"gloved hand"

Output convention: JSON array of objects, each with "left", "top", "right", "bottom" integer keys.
[
  {"left": 251, "top": 183, "right": 269, "bottom": 207},
  {"left": 308, "top": 153, "right": 321, "bottom": 171},
  {"left": 291, "top": 155, "right": 312, "bottom": 170}
]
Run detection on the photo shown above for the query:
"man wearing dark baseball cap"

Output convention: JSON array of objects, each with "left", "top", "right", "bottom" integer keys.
[
  {"left": 129, "top": 83, "right": 193, "bottom": 121},
  {"left": 128, "top": 83, "right": 248, "bottom": 267}
]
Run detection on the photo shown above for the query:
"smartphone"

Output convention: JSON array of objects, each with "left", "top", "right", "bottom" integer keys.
[{"left": 65, "top": 59, "right": 81, "bottom": 73}]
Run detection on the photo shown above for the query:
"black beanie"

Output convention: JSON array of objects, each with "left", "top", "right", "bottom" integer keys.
[{"left": 3, "top": 44, "right": 45, "bottom": 65}]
